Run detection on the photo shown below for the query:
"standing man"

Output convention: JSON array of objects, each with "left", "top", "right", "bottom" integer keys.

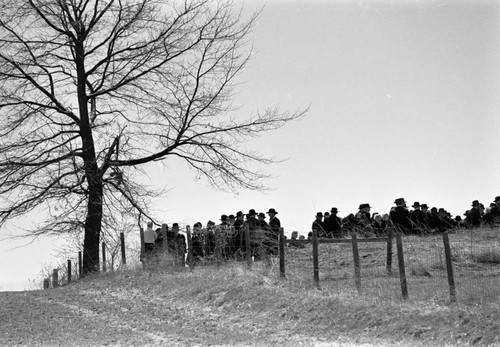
[
  {"left": 410, "top": 202, "right": 425, "bottom": 234},
  {"left": 390, "top": 198, "right": 411, "bottom": 234},
  {"left": 312, "top": 212, "right": 325, "bottom": 237},
  {"left": 355, "top": 203, "right": 372, "bottom": 230},
  {"left": 246, "top": 209, "right": 261, "bottom": 259},
  {"left": 267, "top": 208, "right": 281, "bottom": 255},
  {"left": 324, "top": 207, "right": 342, "bottom": 238},
  {"left": 420, "top": 204, "right": 432, "bottom": 229},
  {"left": 233, "top": 211, "right": 245, "bottom": 257},
  {"left": 468, "top": 200, "right": 483, "bottom": 227}
]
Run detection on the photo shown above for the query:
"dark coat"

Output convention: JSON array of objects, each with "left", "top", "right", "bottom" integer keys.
[
  {"left": 324, "top": 215, "right": 342, "bottom": 238},
  {"left": 390, "top": 206, "right": 411, "bottom": 231},
  {"left": 468, "top": 207, "right": 482, "bottom": 227},
  {"left": 312, "top": 219, "right": 325, "bottom": 237}
]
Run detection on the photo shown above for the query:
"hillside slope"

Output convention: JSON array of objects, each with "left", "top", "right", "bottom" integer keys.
[{"left": 1, "top": 263, "right": 499, "bottom": 346}]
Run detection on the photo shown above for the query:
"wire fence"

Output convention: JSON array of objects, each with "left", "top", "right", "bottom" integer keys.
[
  {"left": 42, "top": 224, "right": 500, "bottom": 306},
  {"left": 282, "top": 229, "right": 500, "bottom": 305}
]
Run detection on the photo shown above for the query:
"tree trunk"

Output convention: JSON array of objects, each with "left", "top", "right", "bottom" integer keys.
[
  {"left": 82, "top": 179, "right": 103, "bottom": 275},
  {"left": 75, "top": 36, "right": 103, "bottom": 276}
]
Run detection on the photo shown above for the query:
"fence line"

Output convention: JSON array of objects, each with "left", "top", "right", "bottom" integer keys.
[{"left": 42, "top": 224, "right": 497, "bottom": 305}]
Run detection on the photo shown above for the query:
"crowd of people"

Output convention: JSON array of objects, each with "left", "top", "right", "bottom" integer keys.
[
  {"left": 311, "top": 196, "right": 500, "bottom": 239},
  {"left": 141, "top": 196, "right": 500, "bottom": 264},
  {"left": 142, "top": 208, "right": 282, "bottom": 265}
]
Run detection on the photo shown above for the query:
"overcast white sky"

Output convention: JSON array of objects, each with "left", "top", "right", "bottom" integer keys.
[{"left": 1, "top": 0, "right": 499, "bottom": 291}]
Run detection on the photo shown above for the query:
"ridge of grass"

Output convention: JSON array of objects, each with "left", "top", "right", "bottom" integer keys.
[{"left": 64, "top": 260, "right": 499, "bottom": 346}]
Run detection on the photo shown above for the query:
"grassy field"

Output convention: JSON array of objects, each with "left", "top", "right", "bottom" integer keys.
[
  {"left": 1, "top": 227, "right": 498, "bottom": 346},
  {"left": 283, "top": 227, "right": 500, "bottom": 305}
]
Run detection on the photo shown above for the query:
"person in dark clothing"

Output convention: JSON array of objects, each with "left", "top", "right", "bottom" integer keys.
[
  {"left": 191, "top": 222, "right": 204, "bottom": 262},
  {"left": 168, "top": 223, "right": 186, "bottom": 266},
  {"left": 244, "top": 209, "right": 261, "bottom": 259},
  {"left": 205, "top": 220, "right": 216, "bottom": 257},
  {"left": 312, "top": 212, "right": 325, "bottom": 237},
  {"left": 341, "top": 213, "right": 357, "bottom": 233},
  {"left": 467, "top": 200, "right": 483, "bottom": 227},
  {"left": 421, "top": 204, "right": 432, "bottom": 229},
  {"left": 487, "top": 196, "right": 500, "bottom": 224},
  {"left": 266, "top": 208, "right": 281, "bottom": 255},
  {"left": 390, "top": 198, "right": 411, "bottom": 233},
  {"left": 430, "top": 207, "right": 440, "bottom": 231},
  {"left": 410, "top": 202, "right": 426, "bottom": 234},
  {"left": 355, "top": 203, "right": 372, "bottom": 233},
  {"left": 324, "top": 207, "right": 342, "bottom": 238},
  {"left": 154, "top": 227, "right": 164, "bottom": 251},
  {"left": 437, "top": 208, "right": 454, "bottom": 232},
  {"left": 258, "top": 212, "right": 269, "bottom": 229}
]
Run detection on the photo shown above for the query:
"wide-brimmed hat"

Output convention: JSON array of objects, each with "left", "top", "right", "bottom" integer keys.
[
  {"left": 330, "top": 207, "right": 338, "bottom": 213},
  {"left": 236, "top": 211, "right": 243, "bottom": 217},
  {"left": 359, "top": 203, "right": 371, "bottom": 210},
  {"left": 394, "top": 198, "right": 406, "bottom": 205},
  {"left": 412, "top": 202, "right": 420, "bottom": 208},
  {"left": 472, "top": 200, "right": 480, "bottom": 207},
  {"left": 220, "top": 214, "right": 228, "bottom": 221},
  {"left": 495, "top": 196, "right": 500, "bottom": 202},
  {"left": 228, "top": 214, "right": 235, "bottom": 219},
  {"left": 315, "top": 212, "right": 323, "bottom": 218},
  {"left": 266, "top": 208, "right": 278, "bottom": 215},
  {"left": 248, "top": 209, "right": 256, "bottom": 216},
  {"left": 421, "top": 204, "right": 428, "bottom": 209},
  {"left": 258, "top": 212, "right": 266, "bottom": 218}
]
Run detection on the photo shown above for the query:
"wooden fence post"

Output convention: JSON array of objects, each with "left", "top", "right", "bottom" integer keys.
[
  {"left": 102, "top": 242, "right": 107, "bottom": 272},
  {"left": 67, "top": 260, "right": 72, "bottom": 284},
  {"left": 395, "top": 232, "right": 408, "bottom": 299},
  {"left": 312, "top": 229, "right": 319, "bottom": 288},
  {"left": 140, "top": 226, "right": 145, "bottom": 269},
  {"left": 352, "top": 234, "right": 361, "bottom": 293},
  {"left": 245, "top": 224, "right": 251, "bottom": 268},
  {"left": 442, "top": 232, "right": 457, "bottom": 302},
  {"left": 386, "top": 228, "right": 393, "bottom": 275},
  {"left": 78, "top": 251, "right": 82, "bottom": 278},
  {"left": 52, "top": 269, "right": 59, "bottom": 288},
  {"left": 120, "top": 232, "right": 126, "bottom": 265},
  {"left": 186, "top": 225, "right": 193, "bottom": 269},
  {"left": 279, "top": 227, "right": 286, "bottom": 278}
]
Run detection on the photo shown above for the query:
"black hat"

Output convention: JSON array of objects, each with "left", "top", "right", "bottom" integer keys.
[
  {"left": 394, "top": 198, "right": 406, "bottom": 205},
  {"left": 248, "top": 209, "right": 256, "bottom": 216},
  {"left": 495, "top": 196, "right": 500, "bottom": 202},
  {"left": 172, "top": 223, "right": 179, "bottom": 228},
  {"left": 266, "top": 208, "right": 278, "bottom": 215},
  {"left": 330, "top": 207, "right": 338, "bottom": 213},
  {"left": 472, "top": 200, "right": 480, "bottom": 207},
  {"left": 236, "top": 211, "right": 243, "bottom": 217},
  {"left": 228, "top": 214, "right": 235, "bottom": 219},
  {"left": 359, "top": 203, "right": 371, "bottom": 210},
  {"left": 258, "top": 212, "right": 266, "bottom": 218},
  {"left": 421, "top": 204, "right": 428, "bottom": 209},
  {"left": 412, "top": 202, "right": 420, "bottom": 208},
  {"left": 220, "top": 214, "right": 228, "bottom": 221},
  {"left": 315, "top": 212, "right": 323, "bottom": 218}
]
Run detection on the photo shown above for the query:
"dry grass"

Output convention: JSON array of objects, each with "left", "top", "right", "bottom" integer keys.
[
  {"left": 2, "top": 227, "right": 499, "bottom": 346},
  {"left": 2, "top": 255, "right": 499, "bottom": 346},
  {"left": 282, "top": 227, "right": 500, "bottom": 305}
]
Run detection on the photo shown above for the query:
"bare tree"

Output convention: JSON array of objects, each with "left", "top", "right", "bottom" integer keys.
[{"left": 0, "top": 0, "right": 306, "bottom": 275}]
